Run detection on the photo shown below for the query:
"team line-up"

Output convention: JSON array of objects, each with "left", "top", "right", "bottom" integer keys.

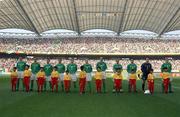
[{"left": 10, "top": 57, "right": 173, "bottom": 94}]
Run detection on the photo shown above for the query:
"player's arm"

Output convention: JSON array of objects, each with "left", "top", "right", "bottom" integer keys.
[
  {"left": 120, "top": 64, "right": 123, "bottom": 72},
  {"left": 50, "top": 65, "right": 53, "bottom": 73},
  {"left": 105, "top": 63, "right": 107, "bottom": 70},
  {"left": 113, "top": 64, "right": 116, "bottom": 72},
  {"left": 134, "top": 64, "right": 137, "bottom": 72},
  {"left": 96, "top": 62, "right": 99, "bottom": 70},
  {"left": 160, "top": 64, "right": 164, "bottom": 72},
  {"left": 141, "top": 64, "right": 144, "bottom": 73},
  {"left": 169, "top": 63, "right": 172, "bottom": 72},
  {"left": 75, "top": 64, "right": 78, "bottom": 72},
  {"left": 127, "top": 64, "right": 130, "bottom": 73},
  {"left": 67, "top": 64, "right": 69, "bottom": 71},
  {"left": 90, "top": 64, "right": 93, "bottom": 72}
]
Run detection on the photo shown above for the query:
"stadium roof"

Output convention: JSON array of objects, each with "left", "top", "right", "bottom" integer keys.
[{"left": 0, "top": 0, "right": 180, "bottom": 36}]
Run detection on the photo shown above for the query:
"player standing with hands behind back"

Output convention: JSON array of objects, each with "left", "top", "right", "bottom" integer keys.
[
  {"left": 16, "top": 57, "right": 26, "bottom": 91},
  {"left": 30, "top": 59, "right": 40, "bottom": 91},
  {"left": 55, "top": 59, "right": 65, "bottom": 91},
  {"left": 161, "top": 58, "right": 173, "bottom": 93},
  {"left": 83, "top": 59, "right": 93, "bottom": 93},
  {"left": 67, "top": 58, "right": 77, "bottom": 89},
  {"left": 141, "top": 58, "right": 152, "bottom": 92},
  {"left": 112, "top": 59, "right": 122, "bottom": 92},
  {"left": 44, "top": 59, "right": 53, "bottom": 91},
  {"left": 96, "top": 57, "right": 107, "bottom": 93},
  {"left": 127, "top": 59, "right": 137, "bottom": 92}
]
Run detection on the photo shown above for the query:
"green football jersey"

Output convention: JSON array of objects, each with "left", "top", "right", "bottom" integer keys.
[
  {"left": 113, "top": 63, "right": 122, "bottom": 72},
  {"left": 44, "top": 64, "right": 53, "bottom": 76},
  {"left": 56, "top": 64, "right": 65, "bottom": 73},
  {"left": 17, "top": 61, "right": 26, "bottom": 71},
  {"left": 31, "top": 62, "right": 40, "bottom": 74},
  {"left": 83, "top": 64, "right": 93, "bottom": 73},
  {"left": 96, "top": 61, "right": 107, "bottom": 71},
  {"left": 67, "top": 63, "right": 77, "bottom": 74},
  {"left": 127, "top": 63, "right": 137, "bottom": 73},
  {"left": 161, "top": 62, "right": 172, "bottom": 73}
]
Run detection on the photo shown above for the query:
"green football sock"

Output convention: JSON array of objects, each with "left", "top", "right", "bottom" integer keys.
[
  {"left": 49, "top": 81, "right": 52, "bottom": 90},
  {"left": 61, "top": 81, "right": 64, "bottom": 91},
  {"left": 169, "top": 82, "right": 172, "bottom": 92},
  {"left": 21, "top": 79, "right": 25, "bottom": 91},
  {"left": 162, "top": 83, "right": 164, "bottom": 93},
  {"left": 44, "top": 82, "right": 46, "bottom": 91},
  {"left": 16, "top": 78, "right": 20, "bottom": 91},
  {"left": 73, "top": 81, "right": 76, "bottom": 88},
  {"left": 103, "top": 80, "right": 106, "bottom": 93},
  {"left": 88, "top": 82, "right": 91, "bottom": 92},
  {"left": 30, "top": 80, "right": 34, "bottom": 90}
]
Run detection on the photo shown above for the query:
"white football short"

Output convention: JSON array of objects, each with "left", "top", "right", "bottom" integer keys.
[
  {"left": 30, "top": 73, "right": 37, "bottom": 80},
  {"left": 70, "top": 74, "right": 77, "bottom": 81},
  {"left": 17, "top": 71, "right": 24, "bottom": 79},
  {"left": 86, "top": 73, "right": 92, "bottom": 81}
]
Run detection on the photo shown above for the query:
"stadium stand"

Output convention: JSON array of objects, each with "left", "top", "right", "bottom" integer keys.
[{"left": 0, "top": 37, "right": 180, "bottom": 54}]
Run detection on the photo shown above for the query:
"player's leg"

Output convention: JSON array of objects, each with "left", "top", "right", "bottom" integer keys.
[
  {"left": 56, "top": 82, "right": 58, "bottom": 92},
  {"left": 148, "top": 81, "right": 151, "bottom": 92},
  {"left": 47, "top": 76, "right": 52, "bottom": 90},
  {"left": 24, "top": 77, "right": 27, "bottom": 92},
  {"left": 127, "top": 73, "right": 131, "bottom": 92},
  {"left": 16, "top": 71, "right": 22, "bottom": 91},
  {"left": 119, "top": 79, "right": 122, "bottom": 92},
  {"left": 114, "top": 79, "right": 118, "bottom": 93},
  {"left": 169, "top": 79, "right": 173, "bottom": 93},
  {"left": 51, "top": 78, "right": 54, "bottom": 92},
  {"left": 142, "top": 74, "right": 147, "bottom": 92},
  {"left": 44, "top": 76, "right": 48, "bottom": 91},
  {"left": 11, "top": 79, "right": 13, "bottom": 91},
  {"left": 30, "top": 74, "right": 35, "bottom": 91},
  {"left": 16, "top": 78, "right": 20, "bottom": 91},
  {"left": 86, "top": 73, "right": 92, "bottom": 93},
  {"left": 26, "top": 77, "right": 29, "bottom": 92},
  {"left": 37, "top": 79, "right": 40, "bottom": 92},
  {"left": 60, "top": 73, "right": 64, "bottom": 91},
  {"left": 55, "top": 78, "right": 58, "bottom": 92},
  {"left": 83, "top": 78, "right": 86, "bottom": 93},
  {"left": 162, "top": 82, "right": 164, "bottom": 93},
  {"left": 129, "top": 79, "right": 132, "bottom": 92},
  {"left": 64, "top": 80, "right": 68, "bottom": 93},
  {"left": 152, "top": 80, "right": 154, "bottom": 94},
  {"left": 79, "top": 79, "right": 83, "bottom": 94},
  {"left": 102, "top": 72, "right": 106, "bottom": 93},
  {"left": 165, "top": 79, "right": 168, "bottom": 93}
]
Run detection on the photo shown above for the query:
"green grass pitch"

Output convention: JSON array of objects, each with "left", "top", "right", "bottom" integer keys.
[{"left": 0, "top": 76, "right": 180, "bottom": 117}]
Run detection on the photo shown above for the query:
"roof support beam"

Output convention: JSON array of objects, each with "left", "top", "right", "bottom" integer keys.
[
  {"left": 72, "top": 0, "right": 81, "bottom": 35},
  {"left": 117, "top": 0, "right": 128, "bottom": 35},
  {"left": 159, "top": 7, "right": 179, "bottom": 36},
  {"left": 15, "top": 0, "right": 40, "bottom": 35}
]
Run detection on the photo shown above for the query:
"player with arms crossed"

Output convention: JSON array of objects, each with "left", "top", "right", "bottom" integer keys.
[
  {"left": 113, "top": 59, "right": 123, "bottom": 92},
  {"left": 161, "top": 58, "right": 173, "bottom": 93}
]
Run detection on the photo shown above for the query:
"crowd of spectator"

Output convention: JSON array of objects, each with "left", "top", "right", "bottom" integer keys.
[
  {"left": 0, "top": 37, "right": 180, "bottom": 54},
  {"left": 1, "top": 58, "right": 180, "bottom": 72}
]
